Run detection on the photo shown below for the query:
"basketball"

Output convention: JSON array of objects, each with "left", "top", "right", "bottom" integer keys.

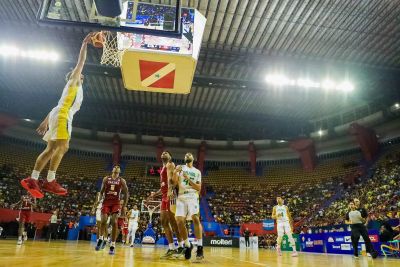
[{"left": 91, "top": 32, "right": 105, "bottom": 48}]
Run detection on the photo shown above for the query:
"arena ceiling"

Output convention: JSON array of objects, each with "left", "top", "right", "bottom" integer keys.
[{"left": 1, "top": 0, "right": 400, "bottom": 140}]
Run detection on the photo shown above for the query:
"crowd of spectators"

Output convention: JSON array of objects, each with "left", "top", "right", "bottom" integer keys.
[
  {"left": 1, "top": 147, "right": 399, "bottom": 240},
  {"left": 207, "top": 175, "right": 339, "bottom": 227},
  {"left": 0, "top": 163, "right": 162, "bottom": 239},
  {"left": 309, "top": 152, "right": 400, "bottom": 227}
]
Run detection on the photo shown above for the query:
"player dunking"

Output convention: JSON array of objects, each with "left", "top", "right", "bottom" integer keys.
[
  {"left": 94, "top": 165, "right": 129, "bottom": 255},
  {"left": 271, "top": 196, "right": 298, "bottom": 257},
  {"left": 20, "top": 33, "right": 95, "bottom": 198},
  {"left": 148, "top": 151, "right": 183, "bottom": 258},
  {"left": 172, "top": 153, "right": 204, "bottom": 261},
  {"left": 127, "top": 204, "right": 139, "bottom": 247},
  {"left": 11, "top": 195, "right": 36, "bottom": 245}
]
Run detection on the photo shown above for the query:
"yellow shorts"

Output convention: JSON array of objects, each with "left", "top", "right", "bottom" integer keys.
[{"left": 43, "top": 110, "right": 71, "bottom": 142}]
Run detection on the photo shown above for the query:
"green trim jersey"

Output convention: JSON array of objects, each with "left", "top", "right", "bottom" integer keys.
[
  {"left": 178, "top": 165, "right": 201, "bottom": 199},
  {"left": 275, "top": 204, "right": 289, "bottom": 223}
]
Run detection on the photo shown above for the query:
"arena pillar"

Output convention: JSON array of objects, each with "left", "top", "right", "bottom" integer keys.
[
  {"left": 289, "top": 139, "right": 316, "bottom": 171},
  {"left": 112, "top": 134, "right": 122, "bottom": 165},
  {"left": 197, "top": 141, "right": 207, "bottom": 174},
  {"left": 248, "top": 142, "right": 257, "bottom": 175},
  {"left": 156, "top": 137, "right": 165, "bottom": 163},
  {"left": 349, "top": 123, "right": 379, "bottom": 161}
]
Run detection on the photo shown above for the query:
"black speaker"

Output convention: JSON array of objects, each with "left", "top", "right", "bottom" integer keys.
[{"left": 94, "top": 0, "right": 123, "bottom": 17}]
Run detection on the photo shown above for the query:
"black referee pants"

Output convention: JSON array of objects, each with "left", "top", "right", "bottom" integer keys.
[{"left": 350, "top": 224, "right": 375, "bottom": 256}]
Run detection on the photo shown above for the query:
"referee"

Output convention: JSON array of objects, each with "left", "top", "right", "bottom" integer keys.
[{"left": 345, "top": 201, "right": 378, "bottom": 258}]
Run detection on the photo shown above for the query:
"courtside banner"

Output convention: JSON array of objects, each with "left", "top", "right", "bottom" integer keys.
[
  {"left": 299, "top": 234, "right": 325, "bottom": 253},
  {"left": 203, "top": 237, "right": 239, "bottom": 248},
  {"left": 262, "top": 219, "right": 275, "bottom": 231},
  {"left": 324, "top": 230, "right": 382, "bottom": 255}
]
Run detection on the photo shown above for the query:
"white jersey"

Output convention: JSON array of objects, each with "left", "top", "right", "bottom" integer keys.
[
  {"left": 51, "top": 80, "right": 83, "bottom": 120},
  {"left": 178, "top": 165, "right": 201, "bottom": 199},
  {"left": 128, "top": 209, "right": 139, "bottom": 222},
  {"left": 275, "top": 204, "right": 290, "bottom": 223}
]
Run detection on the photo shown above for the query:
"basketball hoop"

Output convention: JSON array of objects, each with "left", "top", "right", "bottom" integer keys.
[
  {"left": 100, "top": 31, "right": 124, "bottom": 67},
  {"left": 141, "top": 200, "right": 161, "bottom": 223}
]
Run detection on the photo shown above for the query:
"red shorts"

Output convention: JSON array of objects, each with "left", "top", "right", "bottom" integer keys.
[
  {"left": 161, "top": 198, "right": 170, "bottom": 212},
  {"left": 117, "top": 218, "right": 124, "bottom": 229},
  {"left": 20, "top": 210, "right": 31, "bottom": 223},
  {"left": 122, "top": 227, "right": 128, "bottom": 235},
  {"left": 101, "top": 202, "right": 121, "bottom": 215}
]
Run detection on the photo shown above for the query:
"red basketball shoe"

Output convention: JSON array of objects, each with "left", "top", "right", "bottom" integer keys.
[
  {"left": 42, "top": 180, "right": 68, "bottom": 196},
  {"left": 21, "top": 177, "right": 44, "bottom": 198}
]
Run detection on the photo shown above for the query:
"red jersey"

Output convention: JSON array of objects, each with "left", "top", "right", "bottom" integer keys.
[
  {"left": 21, "top": 195, "right": 32, "bottom": 211},
  {"left": 160, "top": 166, "right": 168, "bottom": 199},
  {"left": 104, "top": 176, "right": 122, "bottom": 203}
]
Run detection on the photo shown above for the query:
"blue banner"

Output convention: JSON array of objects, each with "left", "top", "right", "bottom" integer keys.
[
  {"left": 262, "top": 220, "right": 275, "bottom": 231},
  {"left": 324, "top": 230, "right": 381, "bottom": 255},
  {"left": 299, "top": 234, "right": 325, "bottom": 253}
]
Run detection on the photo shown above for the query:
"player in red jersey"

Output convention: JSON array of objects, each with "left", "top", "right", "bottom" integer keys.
[
  {"left": 148, "top": 151, "right": 183, "bottom": 258},
  {"left": 93, "top": 165, "right": 129, "bottom": 255},
  {"left": 118, "top": 205, "right": 128, "bottom": 245},
  {"left": 11, "top": 195, "right": 36, "bottom": 245}
]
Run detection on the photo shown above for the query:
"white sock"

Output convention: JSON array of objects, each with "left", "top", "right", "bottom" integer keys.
[
  {"left": 18, "top": 236, "right": 22, "bottom": 241},
  {"left": 184, "top": 239, "right": 190, "bottom": 247},
  {"left": 99, "top": 236, "right": 104, "bottom": 240},
  {"left": 197, "top": 239, "right": 203, "bottom": 247},
  {"left": 111, "top": 241, "right": 115, "bottom": 247},
  {"left": 31, "top": 170, "right": 40, "bottom": 180},
  {"left": 47, "top": 171, "right": 56, "bottom": 182},
  {"left": 168, "top": 243, "right": 176, "bottom": 250},
  {"left": 179, "top": 241, "right": 184, "bottom": 247}
]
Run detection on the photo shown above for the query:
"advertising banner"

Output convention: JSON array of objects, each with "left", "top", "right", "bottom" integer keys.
[
  {"left": 262, "top": 220, "right": 275, "bottom": 231},
  {"left": 203, "top": 237, "right": 239, "bottom": 248},
  {"left": 240, "top": 236, "right": 258, "bottom": 249},
  {"left": 299, "top": 234, "right": 325, "bottom": 253},
  {"left": 324, "top": 230, "right": 381, "bottom": 255},
  {"left": 281, "top": 234, "right": 300, "bottom": 251}
]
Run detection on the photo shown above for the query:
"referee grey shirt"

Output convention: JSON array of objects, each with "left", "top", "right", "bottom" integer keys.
[{"left": 346, "top": 210, "right": 364, "bottom": 224}]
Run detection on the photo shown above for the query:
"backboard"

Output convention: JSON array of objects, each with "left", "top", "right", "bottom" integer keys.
[{"left": 38, "top": 0, "right": 182, "bottom": 37}]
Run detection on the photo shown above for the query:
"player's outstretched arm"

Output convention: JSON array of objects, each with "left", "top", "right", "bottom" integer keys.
[
  {"left": 121, "top": 178, "right": 129, "bottom": 209},
  {"left": 69, "top": 33, "right": 94, "bottom": 85},
  {"left": 93, "top": 177, "right": 107, "bottom": 208},
  {"left": 271, "top": 206, "right": 277, "bottom": 220},
  {"left": 171, "top": 165, "right": 182, "bottom": 186},
  {"left": 10, "top": 200, "right": 22, "bottom": 209}
]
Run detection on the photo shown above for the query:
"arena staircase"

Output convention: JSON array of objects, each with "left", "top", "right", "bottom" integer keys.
[{"left": 200, "top": 195, "right": 214, "bottom": 222}]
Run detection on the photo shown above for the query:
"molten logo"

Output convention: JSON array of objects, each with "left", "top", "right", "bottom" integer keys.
[{"left": 210, "top": 239, "right": 232, "bottom": 246}]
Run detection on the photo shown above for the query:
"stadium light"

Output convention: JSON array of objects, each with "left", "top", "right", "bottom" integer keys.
[
  {"left": 23, "top": 118, "right": 32, "bottom": 122},
  {"left": 265, "top": 73, "right": 354, "bottom": 92},
  {"left": 321, "top": 79, "right": 336, "bottom": 90},
  {"left": 336, "top": 81, "right": 354, "bottom": 92},
  {"left": 265, "top": 74, "right": 294, "bottom": 86},
  {"left": 394, "top": 103, "right": 400, "bottom": 109},
  {"left": 0, "top": 45, "right": 60, "bottom": 61},
  {"left": 318, "top": 130, "right": 323, "bottom": 136}
]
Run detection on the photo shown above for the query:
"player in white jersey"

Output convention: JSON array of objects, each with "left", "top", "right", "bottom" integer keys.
[
  {"left": 172, "top": 153, "right": 204, "bottom": 261},
  {"left": 271, "top": 196, "right": 298, "bottom": 257},
  {"left": 91, "top": 191, "right": 104, "bottom": 243},
  {"left": 21, "top": 32, "right": 95, "bottom": 199},
  {"left": 127, "top": 205, "right": 139, "bottom": 247}
]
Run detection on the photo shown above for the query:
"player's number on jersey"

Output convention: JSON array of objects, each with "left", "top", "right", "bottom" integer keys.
[{"left": 110, "top": 185, "right": 115, "bottom": 191}]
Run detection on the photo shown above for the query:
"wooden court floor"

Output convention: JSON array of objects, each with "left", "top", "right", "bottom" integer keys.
[{"left": 0, "top": 240, "right": 398, "bottom": 267}]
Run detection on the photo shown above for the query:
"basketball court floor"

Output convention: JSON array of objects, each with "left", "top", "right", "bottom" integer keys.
[{"left": 0, "top": 240, "right": 398, "bottom": 267}]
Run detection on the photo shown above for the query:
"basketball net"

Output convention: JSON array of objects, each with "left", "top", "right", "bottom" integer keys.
[{"left": 100, "top": 31, "right": 124, "bottom": 67}]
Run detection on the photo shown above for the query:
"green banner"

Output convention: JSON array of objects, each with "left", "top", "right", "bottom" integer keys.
[{"left": 281, "top": 234, "right": 300, "bottom": 251}]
